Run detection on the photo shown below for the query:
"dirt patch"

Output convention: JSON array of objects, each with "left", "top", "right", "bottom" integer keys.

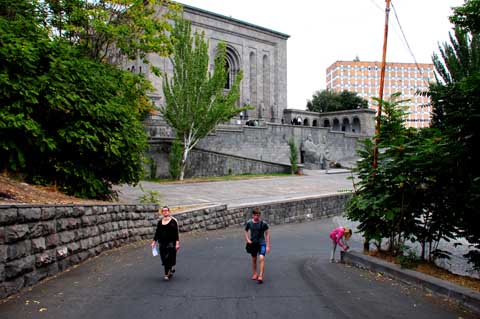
[
  {"left": 0, "top": 175, "right": 109, "bottom": 205},
  {"left": 368, "top": 250, "right": 480, "bottom": 293},
  {"left": 0, "top": 175, "right": 212, "bottom": 212}
]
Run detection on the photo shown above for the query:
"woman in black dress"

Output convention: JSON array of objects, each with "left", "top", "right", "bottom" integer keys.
[{"left": 151, "top": 206, "right": 180, "bottom": 281}]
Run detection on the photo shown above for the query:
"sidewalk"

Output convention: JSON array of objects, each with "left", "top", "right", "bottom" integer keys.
[{"left": 342, "top": 251, "right": 480, "bottom": 314}]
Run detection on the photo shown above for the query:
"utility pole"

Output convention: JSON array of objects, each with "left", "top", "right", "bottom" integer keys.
[{"left": 372, "top": 0, "right": 391, "bottom": 169}]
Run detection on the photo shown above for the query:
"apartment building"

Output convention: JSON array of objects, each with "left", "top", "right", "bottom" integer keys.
[{"left": 326, "top": 61, "right": 435, "bottom": 128}]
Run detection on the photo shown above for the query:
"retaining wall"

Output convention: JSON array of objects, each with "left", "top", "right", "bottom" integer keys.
[
  {"left": 147, "top": 142, "right": 294, "bottom": 178},
  {"left": 0, "top": 193, "right": 351, "bottom": 299}
]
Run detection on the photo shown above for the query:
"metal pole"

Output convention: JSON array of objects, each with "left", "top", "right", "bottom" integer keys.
[{"left": 372, "top": 0, "right": 391, "bottom": 169}]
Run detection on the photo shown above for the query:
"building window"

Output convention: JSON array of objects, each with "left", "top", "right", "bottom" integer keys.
[{"left": 224, "top": 45, "right": 241, "bottom": 90}]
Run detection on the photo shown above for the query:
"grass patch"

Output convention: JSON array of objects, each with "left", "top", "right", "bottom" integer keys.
[{"left": 146, "top": 172, "right": 293, "bottom": 184}]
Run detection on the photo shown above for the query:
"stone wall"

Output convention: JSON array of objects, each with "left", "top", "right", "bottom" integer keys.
[
  {"left": 146, "top": 120, "right": 365, "bottom": 177},
  {"left": 173, "top": 193, "right": 351, "bottom": 233},
  {"left": 0, "top": 193, "right": 351, "bottom": 299},
  {"left": 0, "top": 204, "right": 158, "bottom": 299},
  {"left": 147, "top": 141, "right": 294, "bottom": 178}
]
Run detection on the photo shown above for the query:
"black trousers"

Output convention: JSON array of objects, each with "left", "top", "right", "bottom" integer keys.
[{"left": 160, "top": 242, "right": 176, "bottom": 275}]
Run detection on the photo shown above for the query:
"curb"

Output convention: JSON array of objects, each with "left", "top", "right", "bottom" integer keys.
[{"left": 341, "top": 251, "right": 480, "bottom": 314}]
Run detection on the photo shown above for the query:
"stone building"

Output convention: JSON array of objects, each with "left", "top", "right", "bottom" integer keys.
[
  {"left": 134, "top": 4, "right": 376, "bottom": 177},
  {"left": 127, "top": 3, "right": 289, "bottom": 123}
]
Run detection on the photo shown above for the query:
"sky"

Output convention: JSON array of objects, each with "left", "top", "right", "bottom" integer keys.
[{"left": 178, "top": 0, "right": 464, "bottom": 109}]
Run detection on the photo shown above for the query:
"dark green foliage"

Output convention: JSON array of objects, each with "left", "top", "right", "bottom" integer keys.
[
  {"left": 347, "top": 95, "right": 457, "bottom": 260},
  {"left": 288, "top": 137, "right": 298, "bottom": 174},
  {"left": 168, "top": 138, "right": 183, "bottom": 180},
  {"left": 397, "top": 245, "right": 420, "bottom": 269},
  {"left": 306, "top": 89, "right": 368, "bottom": 113},
  {"left": 431, "top": 27, "right": 480, "bottom": 86},
  {"left": 0, "top": 0, "right": 152, "bottom": 199},
  {"left": 349, "top": 1, "right": 480, "bottom": 270},
  {"left": 428, "top": 8, "right": 480, "bottom": 269},
  {"left": 450, "top": 0, "right": 480, "bottom": 34}
]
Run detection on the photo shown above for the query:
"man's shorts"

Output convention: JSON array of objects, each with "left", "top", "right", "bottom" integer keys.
[{"left": 250, "top": 243, "right": 266, "bottom": 257}]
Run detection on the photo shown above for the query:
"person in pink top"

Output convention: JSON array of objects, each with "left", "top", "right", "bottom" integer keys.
[{"left": 329, "top": 226, "right": 352, "bottom": 262}]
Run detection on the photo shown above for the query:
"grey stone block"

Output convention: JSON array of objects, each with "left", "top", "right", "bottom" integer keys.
[
  {"left": 5, "top": 224, "right": 29, "bottom": 243},
  {"left": 5, "top": 255, "right": 35, "bottom": 279},
  {"left": 18, "top": 207, "right": 41, "bottom": 223},
  {"left": 41, "top": 207, "right": 57, "bottom": 220},
  {"left": 35, "top": 249, "right": 56, "bottom": 266},
  {"left": 0, "top": 244, "right": 6, "bottom": 263},
  {"left": 0, "top": 208, "right": 17, "bottom": 226},
  {"left": 58, "top": 231, "right": 75, "bottom": 244},
  {"left": 29, "top": 221, "right": 55, "bottom": 238},
  {"left": 6, "top": 240, "right": 31, "bottom": 261},
  {"left": 45, "top": 234, "right": 59, "bottom": 248}
]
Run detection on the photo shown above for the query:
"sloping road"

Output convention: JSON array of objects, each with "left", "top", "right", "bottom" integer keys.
[{"left": 0, "top": 218, "right": 473, "bottom": 319}]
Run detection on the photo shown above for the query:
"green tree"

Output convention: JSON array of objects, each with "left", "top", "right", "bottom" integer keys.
[
  {"left": 347, "top": 95, "right": 414, "bottom": 255},
  {"left": 427, "top": 11, "right": 480, "bottom": 268},
  {"left": 306, "top": 89, "right": 368, "bottom": 113},
  {"left": 33, "top": 0, "right": 179, "bottom": 69},
  {"left": 162, "top": 17, "right": 250, "bottom": 180},
  {"left": 0, "top": 0, "right": 155, "bottom": 199},
  {"left": 450, "top": 0, "right": 480, "bottom": 34}
]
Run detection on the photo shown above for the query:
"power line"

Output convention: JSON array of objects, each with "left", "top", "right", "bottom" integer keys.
[
  {"left": 369, "top": 0, "right": 384, "bottom": 12},
  {"left": 391, "top": 1, "right": 431, "bottom": 87}
]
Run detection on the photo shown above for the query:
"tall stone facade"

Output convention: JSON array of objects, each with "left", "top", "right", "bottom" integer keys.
[
  {"left": 127, "top": 4, "right": 289, "bottom": 123},
  {"left": 125, "top": 4, "right": 375, "bottom": 177}
]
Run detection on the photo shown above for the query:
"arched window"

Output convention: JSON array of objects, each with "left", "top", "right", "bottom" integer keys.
[
  {"left": 262, "top": 55, "right": 270, "bottom": 118},
  {"left": 224, "top": 46, "right": 241, "bottom": 90},
  {"left": 303, "top": 118, "right": 310, "bottom": 126},
  {"left": 323, "top": 119, "right": 330, "bottom": 128},
  {"left": 249, "top": 52, "right": 257, "bottom": 107},
  {"left": 332, "top": 118, "right": 340, "bottom": 131},
  {"left": 312, "top": 119, "right": 318, "bottom": 127},
  {"left": 342, "top": 118, "right": 351, "bottom": 132},
  {"left": 352, "top": 117, "right": 361, "bottom": 133}
]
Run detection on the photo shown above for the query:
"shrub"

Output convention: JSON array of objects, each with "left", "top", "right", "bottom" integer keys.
[
  {"left": 288, "top": 137, "right": 298, "bottom": 174},
  {"left": 169, "top": 138, "right": 183, "bottom": 180}
]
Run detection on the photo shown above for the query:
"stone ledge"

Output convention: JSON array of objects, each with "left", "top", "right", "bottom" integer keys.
[{"left": 341, "top": 250, "right": 480, "bottom": 314}]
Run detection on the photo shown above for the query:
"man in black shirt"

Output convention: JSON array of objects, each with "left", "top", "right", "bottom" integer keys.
[{"left": 244, "top": 207, "right": 270, "bottom": 284}]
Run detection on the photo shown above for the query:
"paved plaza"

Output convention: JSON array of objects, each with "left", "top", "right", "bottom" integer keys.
[{"left": 115, "top": 169, "right": 355, "bottom": 208}]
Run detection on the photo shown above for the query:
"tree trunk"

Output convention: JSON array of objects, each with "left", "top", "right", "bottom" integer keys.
[{"left": 179, "top": 147, "right": 190, "bottom": 181}]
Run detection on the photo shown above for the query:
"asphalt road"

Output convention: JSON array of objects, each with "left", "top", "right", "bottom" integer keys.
[{"left": 0, "top": 218, "right": 473, "bottom": 319}]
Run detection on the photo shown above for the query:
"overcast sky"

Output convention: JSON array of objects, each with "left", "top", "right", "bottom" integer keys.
[{"left": 178, "top": 0, "right": 464, "bottom": 109}]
